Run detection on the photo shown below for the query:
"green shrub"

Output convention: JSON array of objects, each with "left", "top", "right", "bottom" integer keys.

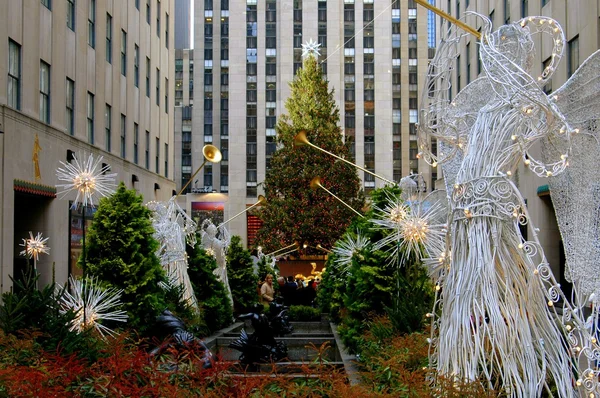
[
  {"left": 287, "top": 305, "right": 321, "bottom": 321},
  {"left": 226, "top": 236, "right": 259, "bottom": 313},
  {"left": 187, "top": 243, "right": 232, "bottom": 334},
  {"left": 83, "top": 183, "right": 167, "bottom": 334},
  {"left": 0, "top": 271, "right": 103, "bottom": 361}
]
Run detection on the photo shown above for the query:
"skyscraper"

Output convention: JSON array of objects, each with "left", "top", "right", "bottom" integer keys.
[
  {"left": 175, "top": 0, "right": 191, "bottom": 49},
  {"left": 187, "top": 0, "right": 434, "bottom": 246},
  {"left": 0, "top": 0, "right": 175, "bottom": 291}
]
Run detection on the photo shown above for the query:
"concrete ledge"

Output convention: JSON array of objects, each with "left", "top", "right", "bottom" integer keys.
[{"left": 330, "top": 322, "right": 361, "bottom": 386}]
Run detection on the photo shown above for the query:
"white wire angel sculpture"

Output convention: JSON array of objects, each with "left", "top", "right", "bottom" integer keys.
[
  {"left": 200, "top": 219, "right": 233, "bottom": 308},
  {"left": 418, "top": 14, "right": 600, "bottom": 396},
  {"left": 148, "top": 198, "right": 199, "bottom": 311}
]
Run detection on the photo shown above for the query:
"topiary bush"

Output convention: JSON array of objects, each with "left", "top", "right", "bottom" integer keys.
[
  {"left": 186, "top": 243, "right": 232, "bottom": 334},
  {"left": 83, "top": 183, "right": 167, "bottom": 334},
  {"left": 226, "top": 236, "right": 259, "bottom": 313}
]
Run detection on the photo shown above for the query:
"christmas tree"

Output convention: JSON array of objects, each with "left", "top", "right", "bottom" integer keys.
[
  {"left": 83, "top": 183, "right": 167, "bottom": 333},
  {"left": 254, "top": 54, "right": 365, "bottom": 254}
]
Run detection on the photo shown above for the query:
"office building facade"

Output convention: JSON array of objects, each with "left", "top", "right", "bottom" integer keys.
[
  {"left": 0, "top": 0, "right": 175, "bottom": 292},
  {"left": 189, "top": 0, "right": 435, "bottom": 246}
]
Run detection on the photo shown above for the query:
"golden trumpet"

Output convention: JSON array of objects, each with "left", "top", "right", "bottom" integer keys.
[
  {"left": 266, "top": 243, "right": 298, "bottom": 257},
  {"left": 294, "top": 131, "right": 395, "bottom": 185},
  {"left": 310, "top": 176, "right": 364, "bottom": 218},
  {"left": 217, "top": 195, "right": 267, "bottom": 229},
  {"left": 176, "top": 145, "right": 222, "bottom": 198}
]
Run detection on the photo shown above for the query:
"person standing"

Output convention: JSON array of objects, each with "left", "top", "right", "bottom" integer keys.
[{"left": 260, "top": 274, "right": 275, "bottom": 304}]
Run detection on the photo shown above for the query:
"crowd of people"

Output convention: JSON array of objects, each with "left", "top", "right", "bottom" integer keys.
[{"left": 259, "top": 274, "right": 319, "bottom": 307}]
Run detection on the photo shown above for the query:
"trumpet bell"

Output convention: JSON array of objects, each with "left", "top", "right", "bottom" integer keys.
[
  {"left": 294, "top": 131, "right": 309, "bottom": 147},
  {"left": 310, "top": 176, "right": 322, "bottom": 190},
  {"left": 257, "top": 194, "right": 267, "bottom": 205},
  {"left": 203, "top": 145, "right": 222, "bottom": 163}
]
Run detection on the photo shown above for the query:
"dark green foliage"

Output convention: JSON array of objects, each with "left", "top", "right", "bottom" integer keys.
[
  {"left": 385, "top": 264, "right": 434, "bottom": 335},
  {"left": 256, "top": 255, "right": 278, "bottom": 284},
  {"left": 287, "top": 305, "right": 321, "bottom": 322},
  {"left": 254, "top": 55, "right": 365, "bottom": 255},
  {"left": 186, "top": 243, "right": 232, "bottom": 334},
  {"left": 0, "top": 271, "right": 103, "bottom": 361},
  {"left": 318, "top": 185, "right": 433, "bottom": 353},
  {"left": 83, "top": 183, "right": 167, "bottom": 334},
  {"left": 226, "top": 236, "right": 259, "bottom": 313}
]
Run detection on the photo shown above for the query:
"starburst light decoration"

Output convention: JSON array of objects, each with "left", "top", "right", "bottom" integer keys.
[
  {"left": 58, "top": 276, "right": 128, "bottom": 337},
  {"left": 370, "top": 190, "right": 446, "bottom": 267},
  {"left": 418, "top": 13, "right": 600, "bottom": 396},
  {"left": 332, "top": 231, "right": 369, "bottom": 274},
  {"left": 56, "top": 153, "right": 117, "bottom": 209},
  {"left": 301, "top": 38, "right": 321, "bottom": 58},
  {"left": 19, "top": 231, "right": 50, "bottom": 261}
]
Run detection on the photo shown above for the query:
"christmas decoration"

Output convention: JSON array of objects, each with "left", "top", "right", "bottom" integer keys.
[
  {"left": 418, "top": 14, "right": 600, "bottom": 396},
  {"left": 253, "top": 54, "right": 364, "bottom": 254},
  {"left": 58, "top": 276, "right": 127, "bottom": 337}
]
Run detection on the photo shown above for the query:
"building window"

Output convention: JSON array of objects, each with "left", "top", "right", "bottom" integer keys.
[
  {"left": 120, "top": 114, "right": 126, "bottom": 158},
  {"left": 521, "top": 0, "right": 528, "bottom": 18},
  {"left": 165, "top": 78, "right": 168, "bottom": 113},
  {"left": 155, "top": 138, "right": 160, "bottom": 173},
  {"left": 542, "top": 0, "right": 549, "bottom": 6},
  {"left": 106, "top": 14, "right": 112, "bottom": 63},
  {"left": 87, "top": 92, "right": 94, "bottom": 144},
  {"left": 105, "top": 104, "right": 112, "bottom": 151},
  {"left": 67, "top": 0, "right": 75, "bottom": 30},
  {"left": 8, "top": 40, "right": 21, "bottom": 110},
  {"left": 145, "top": 130, "right": 150, "bottom": 169},
  {"left": 466, "top": 42, "right": 471, "bottom": 83},
  {"left": 164, "top": 143, "right": 168, "bottom": 178},
  {"left": 165, "top": 14, "right": 169, "bottom": 48},
  {"left": 568, "top": 35, "right": 579, "bottom": 77},
  {"left": 41, "top": 0, "right": 51, "bottom": 10},
  {"left": 134, "top": 123, "right": 139, "bottom": 164},
  {"left": 135, "top": 0, "right": 140, "bottom": 10},
  {"left": 134, "top": 45, "right": 139, "bottom": 87},
  {"left": 66, "top": 78, "right": 75, "bottom": 135},
  {"left": 542, "top": 57, "right": 553, "bottom": 94},
  {"left": 146, "top": 0, "right": 151, "bottom": 24},
  {"left": 156, "top": 68, "right": 160, "bottom": 105},
  {"left": 40, "top": 61, "right": 51, "bottom": 124},
  {"left": 120, "top": 30, "right": 127, "bottom": 76},
  {"left": 146, "top": 57, "right": 151, "bottom": 97},
  {"left": 156, "top": 0, "right": 161, "bottom": 37},
  {"left": 504, "top": 0, "right": 510, "bottom": 23},
  {"left": 88, "top": 0, "right": 95, "bottom": 48}
]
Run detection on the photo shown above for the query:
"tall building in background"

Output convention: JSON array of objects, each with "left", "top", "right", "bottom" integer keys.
[
  {"left": 0, "top": 0, "right": 175, "bottom": 292},
  {"left": 174, "top": 49, "right": 194, "bottom": 193},
  {"left": 188, "top": 0, "right": 434, "bottom": 246},
  {"left": 175, "top": 0, "right": 191, "bottom": 49},
  {"left": 437, "top": 0, "right": 600, "bottom": 284}
]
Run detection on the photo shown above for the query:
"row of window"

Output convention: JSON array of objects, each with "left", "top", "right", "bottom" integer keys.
[
  {"left": 43, "top": 0, "right": 169, "bottom": 48},
  {"left": 8, "top": 39, "right": 168, "bottom": 177}
]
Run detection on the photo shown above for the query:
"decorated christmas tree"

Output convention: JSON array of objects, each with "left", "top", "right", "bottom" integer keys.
[{"left": 254, "top": 52, "right": 364, "bottom": 254}]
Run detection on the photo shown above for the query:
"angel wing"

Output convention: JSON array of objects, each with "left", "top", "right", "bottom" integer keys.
[{"left": 542, "top": 49, "right": 600, "bottom": 300}]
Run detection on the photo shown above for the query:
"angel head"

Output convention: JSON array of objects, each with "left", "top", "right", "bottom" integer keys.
[{"left": 488, "top": 23, "right": 535, "bottom": 72}]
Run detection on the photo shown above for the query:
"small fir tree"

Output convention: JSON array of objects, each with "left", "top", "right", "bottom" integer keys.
[
  {"left": 186, "top": 243, "right": 233, "bottom": 333},
  {"left": 83, "top": 183, "right": 167, "bottom": 333},
  {"left": 254, "top": 55, "right": 365, "bottom": 254},
  {"left": 226, "top": 236, "right": 259, "bottom": 313}
]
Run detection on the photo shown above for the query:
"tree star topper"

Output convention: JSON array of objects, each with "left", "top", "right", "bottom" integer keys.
[{"left": 301, "top": 38, "right": 321, "bottom": 58}]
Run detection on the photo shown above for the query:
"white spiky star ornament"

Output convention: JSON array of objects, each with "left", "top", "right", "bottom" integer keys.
[{"left": 301, "top": 38, "right": 321, "bottom": 58}]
